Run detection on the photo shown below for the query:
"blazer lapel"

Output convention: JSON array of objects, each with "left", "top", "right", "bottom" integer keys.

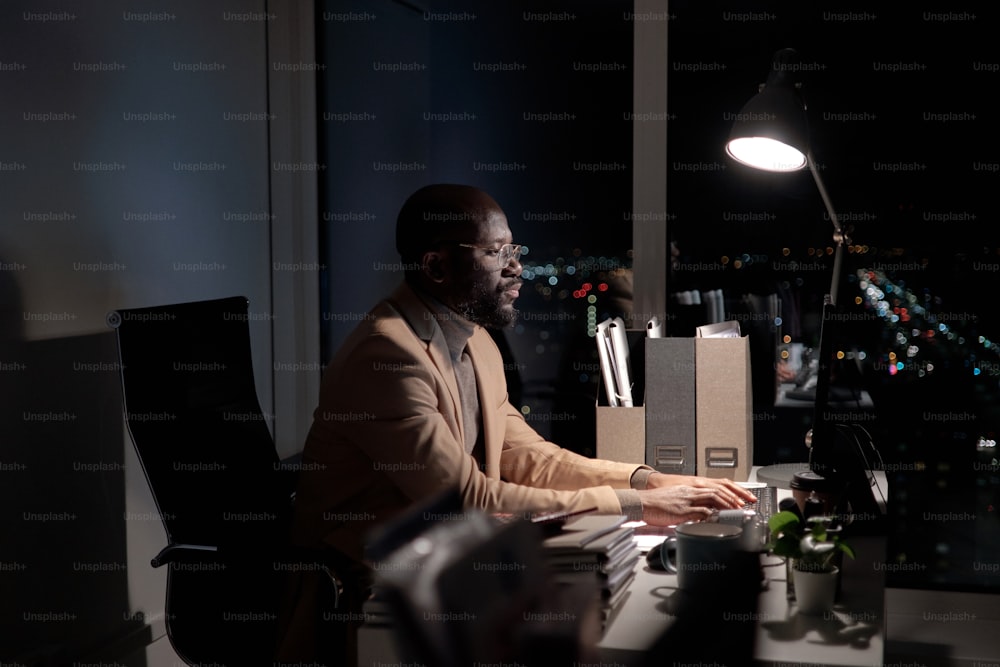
[{"left": 386, "top": 283, "right": 465, "bottom": 445}]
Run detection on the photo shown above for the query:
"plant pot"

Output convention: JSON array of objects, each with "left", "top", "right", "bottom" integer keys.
[{"left": 792, "top": 566, "right": 839, "bottom": 615}]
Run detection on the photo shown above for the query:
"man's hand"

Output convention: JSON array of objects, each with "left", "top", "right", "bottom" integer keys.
[
  {"left": 638, "top": 473, "right": 756, "bottom": 526},
  {"left": 644, "top": 472, "right": 756, "bottom": 507}
]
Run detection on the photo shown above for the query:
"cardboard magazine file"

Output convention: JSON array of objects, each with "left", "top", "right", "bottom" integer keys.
[
  {"left": 643, "top": 337, "right": 697, "bottom": 475},
  {"left": 595, "top": 329, "right": 645, "bottom": 465},
  {"left": 694, "top": 334, "right": 754, "bottom": 482}
]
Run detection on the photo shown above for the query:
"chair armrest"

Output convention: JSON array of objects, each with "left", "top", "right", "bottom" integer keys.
[{"left": 151, "top": 543, "right": 219, "bottom": 568}]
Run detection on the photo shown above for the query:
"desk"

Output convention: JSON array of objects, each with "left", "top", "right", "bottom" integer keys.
[
  {"left": 357, "top": 471, "right": 888, "bottom": 667},
  {"left": 597, "top": 538, "right": 885, "bottom": 666},
  {"left": 358, "top": 538, "right": 886, "bottom": 667},
  {"left": 358, "top": 540, "right": 886, "bottom": 667},
  {"left": 598, "top": 469, "right": 886, "bottom": 666}
]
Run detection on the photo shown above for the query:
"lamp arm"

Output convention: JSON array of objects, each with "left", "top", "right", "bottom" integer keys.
[
  {"left": 807, "top": 151, "right": 846, "bottom": 307},
  {"left": 805, "top": 149, "right": 847, "bottom": 482}
]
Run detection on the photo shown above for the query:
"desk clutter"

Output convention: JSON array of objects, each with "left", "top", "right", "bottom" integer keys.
[
  {"left": 358, "top": 482, "right": 888, "bottom": 667},
  {"left": 542, "top": 514, "right": 639, "bottom": 633},
  {"left": 364, "top": 495, "right": 641, "bottom": 666}
]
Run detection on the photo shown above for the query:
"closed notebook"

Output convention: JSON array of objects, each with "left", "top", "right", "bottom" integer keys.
[
  {"left": 541, "top": 514, "right": 628, "bottom": 552},
  {"left": 545, "top": 528, "right": 636, "bottom": 568}
]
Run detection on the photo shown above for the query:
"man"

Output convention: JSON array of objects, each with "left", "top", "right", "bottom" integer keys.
[{"left": 278, "top": 184, "right": 754, "bottom": 661}]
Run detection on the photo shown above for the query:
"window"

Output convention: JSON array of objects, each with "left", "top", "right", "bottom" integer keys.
[{"left": 316, "top": 0, "right": 635, "bottom": 455}]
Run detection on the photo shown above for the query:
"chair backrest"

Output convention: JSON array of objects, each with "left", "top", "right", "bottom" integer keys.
[{"left": 109, "top": 296, "right": 290, "bottom": 551}]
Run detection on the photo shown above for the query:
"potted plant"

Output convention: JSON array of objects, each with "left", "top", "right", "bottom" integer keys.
[{"left": 768, "top": 511, "right": 855, "bottom": 614}]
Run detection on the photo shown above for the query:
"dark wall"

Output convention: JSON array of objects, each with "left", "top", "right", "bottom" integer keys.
[
  {"left": 1, "top": 333, "right": 143, "bottom": 664},
  {"left": 1, "top": 1, "right": 276, "bottom": 663}
]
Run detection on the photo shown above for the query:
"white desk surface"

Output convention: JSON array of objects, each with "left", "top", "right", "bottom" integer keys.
[
  {"left": 597, "top": 538, "right": 885, "bottom": 666},
  {"left": 598, "top": 468, "right": 886, "bottom": 666},
  {"left": 358, "top": 468, "right": 887, "bottom": 667}
]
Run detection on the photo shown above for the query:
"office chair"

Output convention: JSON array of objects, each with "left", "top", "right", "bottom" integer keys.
[{"left": 108, "top": 296, "right": 340, "bottom": 666}]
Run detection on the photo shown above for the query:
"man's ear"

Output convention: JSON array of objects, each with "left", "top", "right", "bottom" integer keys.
[{"left": 422, "top": 251, "right": 447, "bottom": 283}]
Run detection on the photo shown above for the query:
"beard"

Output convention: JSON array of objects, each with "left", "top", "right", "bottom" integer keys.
[{"left": 455, "top": 278, "right": 520, "bottom": 329}]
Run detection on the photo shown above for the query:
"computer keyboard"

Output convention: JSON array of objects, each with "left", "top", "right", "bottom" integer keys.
[{"left": 738, "top": 482, "right": 777, "bottom": 518}]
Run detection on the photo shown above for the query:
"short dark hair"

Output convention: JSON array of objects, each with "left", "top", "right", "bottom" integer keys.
[{"left": 395, "top": 184, "right": 502, "bottom": 280}]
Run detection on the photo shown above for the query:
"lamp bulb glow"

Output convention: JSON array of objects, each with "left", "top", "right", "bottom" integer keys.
[{"left": 726, "top": 136, "right": 807, "bottom": 172}]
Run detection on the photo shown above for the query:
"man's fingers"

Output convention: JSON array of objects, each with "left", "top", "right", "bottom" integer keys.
[
  {"left": 726, "top": 488, "right": 750, "bottom": 507},
  {"left": 708, "top": 481, "right": 756, "bottom": 507},
  {"left": 692, "top": 487, "right": 745, "bottom": 509},
  {"left": 716, "top": 479, "right": 757, "bottom": 503}
]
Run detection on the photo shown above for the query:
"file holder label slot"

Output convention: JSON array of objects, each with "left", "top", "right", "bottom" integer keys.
[
  {"left": 653, "top": 445, "right": 686, "bottom": 471},
  {"left": 705, "top": 446, "right": 738, "bottom": 468}
]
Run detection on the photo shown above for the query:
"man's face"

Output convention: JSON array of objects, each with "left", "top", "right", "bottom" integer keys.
[{"left": 448, "top": 209, "right": 523, "bottom": 329}]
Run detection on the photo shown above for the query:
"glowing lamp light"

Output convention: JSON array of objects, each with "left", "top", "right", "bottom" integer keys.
[
  {"left": 726, "top": 47, "right": 848, "bottom": 316},
  {"left": 725, "top": 136, "right": 807, "bottom": 172}
]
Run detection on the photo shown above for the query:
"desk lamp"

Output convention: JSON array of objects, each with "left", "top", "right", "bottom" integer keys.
[
  {"left": 724, "top": 48, "right": 884, "bottom": 532},
  {"left": 725, "top": 48, "right": 847, "bottom": 309}
]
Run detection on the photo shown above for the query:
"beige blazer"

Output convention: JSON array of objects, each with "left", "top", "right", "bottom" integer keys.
[{"left": 290, "top": 281, "right": 644, "bottom": 565}]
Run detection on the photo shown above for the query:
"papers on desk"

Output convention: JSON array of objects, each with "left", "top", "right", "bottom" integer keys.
[{"left": 625, "top": 520, "right": 675, "bottom": 554}]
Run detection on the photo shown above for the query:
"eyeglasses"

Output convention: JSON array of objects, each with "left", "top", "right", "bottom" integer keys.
[{"left": 454, "top": 242, "right": 523, "bottom": 270}]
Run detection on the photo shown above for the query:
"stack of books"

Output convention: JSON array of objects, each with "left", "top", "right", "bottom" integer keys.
[{"left": 542, "top": 514, "right": 639, "bottom": 632}]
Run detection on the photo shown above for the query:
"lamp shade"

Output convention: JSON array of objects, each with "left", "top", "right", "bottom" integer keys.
[{"left": 725, "top": 53, "right": 810, "bottom": 172}]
